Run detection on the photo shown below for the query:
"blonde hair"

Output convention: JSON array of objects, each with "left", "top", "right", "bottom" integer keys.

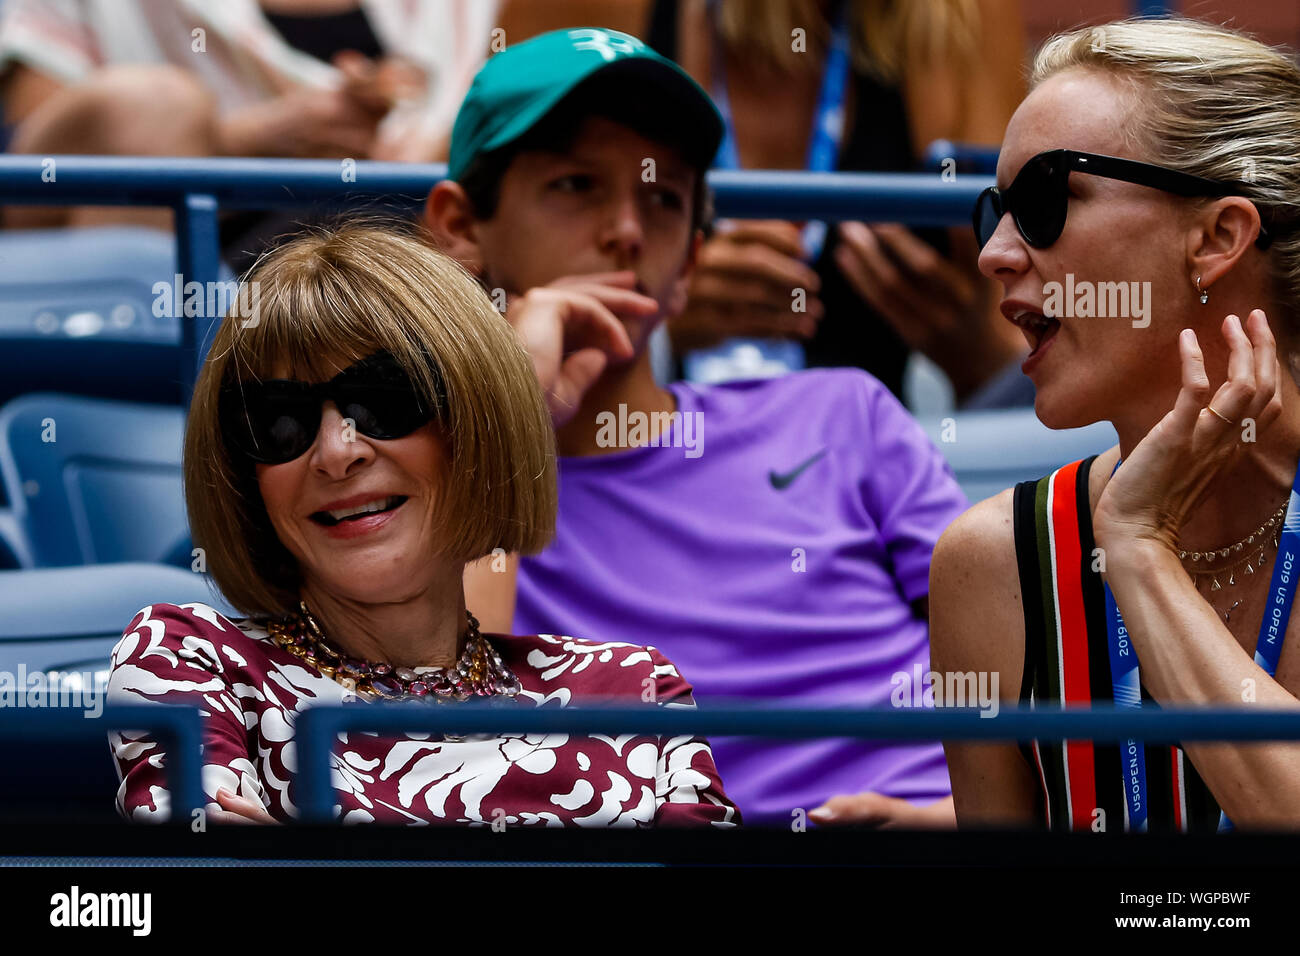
[
  {"left": 185, "top": 221, "right": 557, "bottom": 618},
  {"left": 715, "top": 0, "right": 981, "bottom": 83},
  {"left": 1031, "top": 17, "right": 1300, "bottom": 329}
]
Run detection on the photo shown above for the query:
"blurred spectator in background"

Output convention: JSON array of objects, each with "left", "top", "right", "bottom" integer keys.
[
  {"left": 0, "top": 0, "right": 497, "bottom": 244},
  {"left": 649, "top": 0, "right": 1033, "bottom": 408}
]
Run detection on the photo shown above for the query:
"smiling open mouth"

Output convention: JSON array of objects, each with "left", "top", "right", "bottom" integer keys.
[
  {"left": 1011, "top": 312, "right": 1061, "bottom": 353},
  {"left": 310, "top": 495, "right": 407, "bottom": 526}
]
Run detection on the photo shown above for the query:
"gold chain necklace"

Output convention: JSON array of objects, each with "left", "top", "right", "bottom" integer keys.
[
  {"left": 1177, "top": 500, "right": 1288, "bottom": 591},
  {"left": 266, "top": 600, "right": 522, "bottom": 703}
]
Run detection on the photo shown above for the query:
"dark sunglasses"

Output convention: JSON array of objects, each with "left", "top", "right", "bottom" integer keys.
[
  {"left": 220, "top": 351, "right": 438, "bottom": 465},
  {"left": 972, "top": 149, "right": 1271, "bottom": 251}
]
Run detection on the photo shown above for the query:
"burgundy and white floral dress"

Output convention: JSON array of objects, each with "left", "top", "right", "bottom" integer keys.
[{"left": 107, "top": 603, "right": 740, "bottom": 827}]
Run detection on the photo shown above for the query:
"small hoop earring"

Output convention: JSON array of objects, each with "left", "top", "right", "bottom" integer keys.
[{"left": 1195, "top": 274, "right": 1209, "bottom": 305}]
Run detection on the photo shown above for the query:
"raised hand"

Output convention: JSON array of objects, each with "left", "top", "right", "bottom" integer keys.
[
  {"left": 835, "top": 222, "right": 1024, "bottom": 399},
  {"left": 668, "top": 220, "right": 823, "bottom": 352},
  {"left": 1094, "top": 310, "right": 1283, "bottom": 554},
  {"left": 503, "top": 271, "right": 653, "bottom": 427}
]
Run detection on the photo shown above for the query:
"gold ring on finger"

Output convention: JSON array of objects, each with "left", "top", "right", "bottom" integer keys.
[{"left": 1206, "top": 405, "right": 1234, "bottom": 425}]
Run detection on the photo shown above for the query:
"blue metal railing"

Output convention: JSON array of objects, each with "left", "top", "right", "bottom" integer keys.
[
  {"left": 286, "top": 703, "right": 1300, "bottom": 822},
  {"left": 0, "top": 155, "right": 992, "bottom": 405},
  {"left": 0, "top": 156, "right": 989, "bottom": 217},
  {"left": 4, "top": 702, "right": 1292, "bottom": 822},
  {"left": 1, "top": 704, "right": 203, "bottom": 817},
  {"left": 1137, "top": 0, "right": 1174, "bottom": 16}
]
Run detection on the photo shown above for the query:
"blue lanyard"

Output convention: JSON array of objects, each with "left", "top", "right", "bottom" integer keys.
[
  {"left": 1103, "top": 584, "right": 1149, "bottom": 831},
  {"left": 1102, "top": 463, "right": 1300, "bottom": 832},
  {"left": 708, "top": 0, "right": 851, "bottom": 261}
]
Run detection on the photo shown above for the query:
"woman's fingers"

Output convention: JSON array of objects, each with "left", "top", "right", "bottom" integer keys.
[
  {"left": 1166, "top": 312, "right": 1283, "bottom": 473},
  {"left": 1202, "top": 314, "right": 1256, "bottom": 427},
  {"left": 1171, "top": 328, "right": 1211, "bottom": 428},
  {"left": 205, "top": 808, "right": 258, "bottom": 825},
  {"left": 808, "top": 791, "right": 897, "bottom": 827},
  {"left": 213, "top": 788, "right": 276, "bottom": 824},
  {"left": 1247, "top": 309, "right": 1281, "bottom": 426},
  {"left": 1096, "top": 310, "right": 1281, "bottom": 552}
]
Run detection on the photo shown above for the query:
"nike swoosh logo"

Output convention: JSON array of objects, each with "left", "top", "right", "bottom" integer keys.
[{"left": 769, "top": 449, "right": 828, "bottom": 490}]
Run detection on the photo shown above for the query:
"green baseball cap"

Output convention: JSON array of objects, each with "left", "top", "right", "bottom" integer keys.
[{"left": 447, "top": 27, "right": 723, "bottom": 182}]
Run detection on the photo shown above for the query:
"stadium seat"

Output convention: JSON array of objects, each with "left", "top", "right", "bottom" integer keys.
[
  {"left": 0, "top": 225, "right": 228, "bottom": 412},
  {"left": 0, "top": 508, "right": 30, "bottom": 569},
  {"left": 0, "top": 562, "right": 234, "bottom": 822},
  {"left": 921, "top": 407, "right": 1118, "bottom": 504},
  {"left": 0, "top": 393, "right": 189, "bottom": 567},
  {"left": 0, "top": 561, "right": 234, "bottom": 672}
]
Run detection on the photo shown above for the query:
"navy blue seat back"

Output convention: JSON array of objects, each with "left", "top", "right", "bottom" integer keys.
[
  {"left": 0, "top": 225, "right": 226, "bottom": 410},
  {"left": 0, "top": 393, "right": 189, "bottom": 567}
]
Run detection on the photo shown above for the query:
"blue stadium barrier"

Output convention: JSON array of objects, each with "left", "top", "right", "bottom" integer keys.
[
  {"left": 148, "top": 702, "right": 1300, "bottom": 823},
  {"left": 0, "top": 701, "right": 1293, "bottom": 824},
  {"left": 921, "top": 139, "right": 999, "bottom": 175},
  {"left": 1137, "top": 0, "right": 1174, "bottom": 15},
  {"left": 0, "top": 704, "right": 204, "bottom": 819}
]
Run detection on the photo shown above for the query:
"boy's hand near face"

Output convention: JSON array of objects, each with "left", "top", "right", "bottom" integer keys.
[{"left": 504, "top": 271, "right": 658, "bottom": 427}]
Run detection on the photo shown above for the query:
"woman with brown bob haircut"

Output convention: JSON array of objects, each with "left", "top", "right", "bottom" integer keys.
[{"left": 105, "top": 221, "right": 739, "bottom": 828}]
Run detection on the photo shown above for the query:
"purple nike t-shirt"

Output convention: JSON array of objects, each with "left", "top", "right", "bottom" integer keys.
[{"left": 514, "top": 368, "right": 968, "bottom": 824}]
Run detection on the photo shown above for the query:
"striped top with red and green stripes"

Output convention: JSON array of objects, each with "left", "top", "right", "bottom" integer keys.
[{"left": 1012, "top": 455, "right": 1222, "bottom": 832}]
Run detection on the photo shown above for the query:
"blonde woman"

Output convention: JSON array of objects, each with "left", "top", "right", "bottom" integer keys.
[
  {"left": 105, "top": 222, "right": 739, "bottom": 828},
  {"left": 932, "top": 18, "right": 1300, "bottom": 831},
  {"left": 651, "top": 0, "right": 1028, "bottom": 405}
]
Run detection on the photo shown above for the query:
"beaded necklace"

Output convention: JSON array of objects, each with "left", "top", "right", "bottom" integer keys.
[{"left": 266, "top": 600, "right": 522, "bottom": 703}]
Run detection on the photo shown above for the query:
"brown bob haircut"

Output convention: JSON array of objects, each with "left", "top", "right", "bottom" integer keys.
[{"left": 185, "top": 220, "right": 557, "bottom": 619}]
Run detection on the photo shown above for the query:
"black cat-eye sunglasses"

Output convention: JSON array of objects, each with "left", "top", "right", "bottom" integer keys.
[{"left": 973, "top": 149, "right": 1272, "bottom": 251}]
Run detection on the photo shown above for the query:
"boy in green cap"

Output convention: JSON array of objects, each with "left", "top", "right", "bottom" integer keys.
[{"left": 427, "top": 27, "right": 965, "bottom": 827}]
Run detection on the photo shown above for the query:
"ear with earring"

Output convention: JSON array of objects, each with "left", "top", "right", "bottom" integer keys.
[{"left": 1195, "top": 274, "right": 1210, "bottom": 305}]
